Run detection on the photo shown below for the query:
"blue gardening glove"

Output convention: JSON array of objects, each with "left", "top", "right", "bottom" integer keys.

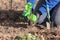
[
  {"left": 37, "top": 13, "right": 47, "bottom": 24},
  {"left": 34, "top": 11, "right": 47, "bottom": 24}
]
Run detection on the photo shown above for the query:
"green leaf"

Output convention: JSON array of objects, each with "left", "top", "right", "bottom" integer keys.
[
  {"left": 22, "top": 2, "right": 32, "bottom": 16},
  {"left": 25, "top": 2, "right": 32, "bottom": 10},
  {"left": 27, "top": 13, "right": 37, "bottom": 22},
  {"left": 26, "top": 33, "right": 32, "bottom": 40}
]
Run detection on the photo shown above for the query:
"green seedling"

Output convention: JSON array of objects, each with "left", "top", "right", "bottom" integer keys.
[
  {"left": 32, "top": 35, "right": 39, "bottom": 40},
  {"left": 15, "top": 33, "right": 39, "bottom": 40},
  {"left": 26, "top": 33, "right": 32, "bottom": 40},
  {"left": 32, "top": 36, "right": 36, "bottom": 40},
  {"left": 22, "top": 2, "right": 37, "bottom": 23}
]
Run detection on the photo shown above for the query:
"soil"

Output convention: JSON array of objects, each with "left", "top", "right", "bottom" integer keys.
[
  {"left": 0, "top": 20, "right": 60, "bottom": 40},
  {"left": 0, "top": 0, "right": 60, "bottom": 40}
]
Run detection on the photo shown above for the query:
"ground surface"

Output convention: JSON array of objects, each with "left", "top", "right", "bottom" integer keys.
[
  {"left": 0, "top": 0, "right": 60, "bottom": 40},
  {"left": 0, "top": 20, "right": 60, "bottom": 40}
]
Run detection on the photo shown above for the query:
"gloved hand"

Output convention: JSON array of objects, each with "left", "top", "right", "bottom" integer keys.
[{"left": 35, "top": 11, "right": 47, "bottom": 24}]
